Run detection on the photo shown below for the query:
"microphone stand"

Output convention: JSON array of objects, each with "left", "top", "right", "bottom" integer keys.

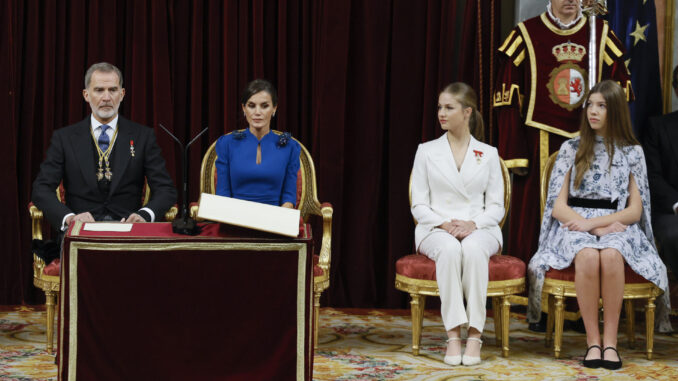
[{"left": 158, "top": 124, "right": 209, "bottom": 235}]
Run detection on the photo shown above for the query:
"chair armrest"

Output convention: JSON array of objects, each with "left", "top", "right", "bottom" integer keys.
[
  {"left": 33, "top": 253, "right": 46, "bottom": 279},
  {"left": 317, "top": 202, "right": 333, "bottom": 274},
  {"left": 189, "top": 202, "right": 201, "bottom": 220},
  {"left": 29, "top": 203, "right": 44, "bottom": 241},
  {"left": 164, "top": 205, "right": 178, "bottom": 222}
]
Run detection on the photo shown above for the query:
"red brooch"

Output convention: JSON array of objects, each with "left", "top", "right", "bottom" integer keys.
[{"left": 473, "top": 150, "right": 483, "bottom": 163}]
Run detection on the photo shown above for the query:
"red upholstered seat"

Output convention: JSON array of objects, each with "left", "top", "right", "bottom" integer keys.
[
  {"left": 625, "top": 265, "right": 651, "bottom": 283},
  {"left": 545, "top": 266, "right": 575, "bottom": 282},
  {"left": 313, "top": 255, "right": 324, "bottom": 277},
  {"left": 545, "top": 263, "right": 649, "bottom": 284},
  {"left": 488, "top": 255, "right": 526, "bottom": 281},
  {"left": 396, "top": 254, "right": 437, "bottom": 280},
  {"left": 396, "top": 254, "right": 526, "bottom": 282},
  {"left": 43, "top": 259, "right": 61, "bottom": 276}
]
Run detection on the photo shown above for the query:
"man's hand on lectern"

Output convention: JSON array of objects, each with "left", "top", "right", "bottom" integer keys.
[
  {"left": 66, "top": 212, "right": 95, "bottom": 226},
  {"left": 121, "top": 213, "right": 146, "bottom": 223}
]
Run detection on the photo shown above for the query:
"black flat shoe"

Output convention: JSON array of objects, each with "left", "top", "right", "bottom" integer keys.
[
  {"left": 528, "top": 312, "right": 547, "bottom": 332},
  {"left": 582, "top": 345, "right": 602, "bottom": 368},
  {"left": 602, "top": 347, "right": 622, "bottom": 370}
]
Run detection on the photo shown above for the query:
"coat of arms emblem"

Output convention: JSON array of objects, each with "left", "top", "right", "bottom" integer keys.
[{"left": 547, "top": 41, "right": 589, "bottom": 111}]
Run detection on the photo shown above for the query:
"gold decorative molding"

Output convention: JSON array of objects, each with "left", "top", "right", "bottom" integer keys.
[
  {"left": 487, "top": 279, "right": 526, "bottom": 297},
  {"left": 64, "top": 240, "right": 310, "bottom": 380},
  {"left": 71, "top": 221, "right": 83, "bottom": 236},
  {"left": 503, "top": 158, "right": 529, "bottom": 169},
  {"left": 29, "top": 205, "right": 43, "bottom": 240},
  {"left": 394, "top": 274, "right": 440, "bottom": 296}
]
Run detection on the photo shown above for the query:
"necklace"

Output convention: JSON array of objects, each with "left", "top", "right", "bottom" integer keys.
[{"left": 90, "top": 127, "right": 119, "bottom": 181}]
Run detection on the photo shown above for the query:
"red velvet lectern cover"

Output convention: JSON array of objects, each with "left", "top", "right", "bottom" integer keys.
[{"left": 58, "top": 222, "right": 314, "bottom": 381}]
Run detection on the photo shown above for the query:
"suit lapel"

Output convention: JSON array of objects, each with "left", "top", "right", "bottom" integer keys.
[
  {"left": 69, "top": 119, "right": 98, "bottom": 191},
  {"left": 430, "top": 134, "right": 470, "bottom": 199},
  {"left": 108, "top": 117, "right": 133, "bottom": 195},
  {"left": 460, "top": 137, "right": 483, "bottom": 184}
]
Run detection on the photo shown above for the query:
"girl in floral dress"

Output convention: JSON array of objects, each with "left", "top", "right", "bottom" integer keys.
[{"left": 527, "top": 80, "right": 670, "bottom": 370}]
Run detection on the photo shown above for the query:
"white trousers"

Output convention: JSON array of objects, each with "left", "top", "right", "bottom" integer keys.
[{"left": 419, "top": 229, "right": 499, "bottom": 332}]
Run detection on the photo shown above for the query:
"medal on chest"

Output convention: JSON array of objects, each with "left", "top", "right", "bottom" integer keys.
[
  {"left": 546, "top": 41, "right": 588, "bottom": 111},
  {"left": 96, "top": 158, "right": 113, "bottom": 181},
  {"left": 91, "top": 128, "right": 118, "bottom": 182},
  {"left": 473, "top": 150, "right": 484, "bottom": 164}
]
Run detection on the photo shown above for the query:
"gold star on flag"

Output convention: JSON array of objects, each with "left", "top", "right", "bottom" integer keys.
[
  {"left": 625, "top": 58, "right": 631, "bottom": 71},
  {"left": 630, "top": 21, "right": 649, "bottom": 46}
]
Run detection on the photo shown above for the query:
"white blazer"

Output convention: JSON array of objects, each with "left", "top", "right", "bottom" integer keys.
[{"left": 411, "top": 134, "right": 505, "bottom": 251}]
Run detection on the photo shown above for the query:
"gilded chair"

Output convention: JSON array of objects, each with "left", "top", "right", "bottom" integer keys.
[
  {"left": 29, "top": 181, "right": 177, "bottom": 353},
  {"left": 395, "top": 159, "right": 526, "bottom": 357},
  {"left": 190, "top": 131, "right": 333, "bottom": 349},
  {"left": 540, "top": 151, "right": 663, "bottom": 359}
]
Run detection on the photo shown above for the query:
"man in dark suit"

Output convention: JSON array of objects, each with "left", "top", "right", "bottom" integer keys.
[
  {"left": 32, "top": 62, "right": 176, "bottom": 232},
  {"left": 644, "top": 64, "right": 678, "bottom": 277}
]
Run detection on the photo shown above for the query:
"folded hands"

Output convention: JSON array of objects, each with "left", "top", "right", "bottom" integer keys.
[
  {"left": 439, "top": 219, "right": 477, "bottom": 240},
  {"left": 562, "top": 218, "right": 627, "bottom": 237}
]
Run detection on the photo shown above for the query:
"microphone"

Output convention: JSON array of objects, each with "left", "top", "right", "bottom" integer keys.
[{"left": 158, "top": 123, "right": 209, "bottom": 235}]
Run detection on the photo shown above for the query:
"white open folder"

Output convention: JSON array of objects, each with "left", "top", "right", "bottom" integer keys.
[{"left": 197, "top": 193, "right": 301, "bottom": 237}]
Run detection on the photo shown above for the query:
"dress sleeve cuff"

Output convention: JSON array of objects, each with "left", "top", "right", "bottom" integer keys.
[
  {"left": 61, "top": 213, "right": 75, "bottom": 231},
  {"left": 138, "top": 208, "right": 155, "bottom": 222}
]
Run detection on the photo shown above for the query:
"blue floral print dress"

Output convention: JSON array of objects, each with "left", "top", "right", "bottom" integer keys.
[{"left": 527, "top": 136, "right": 671, "bottom": 332}]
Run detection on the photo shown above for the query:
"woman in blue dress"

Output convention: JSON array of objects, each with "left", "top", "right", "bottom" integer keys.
[
  {"left": 215, "top": 79, "right": 300, "bottom": 207},
  {"left": 528, "top": 80, "right": 670, "bottom": 370}
]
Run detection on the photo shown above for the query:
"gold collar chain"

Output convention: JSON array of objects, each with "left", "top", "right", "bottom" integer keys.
[{"left": 90, "top": 126, "right": 119, "bottom": 181}]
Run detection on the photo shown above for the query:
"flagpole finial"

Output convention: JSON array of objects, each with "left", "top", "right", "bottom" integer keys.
[
  {"left": 581, "top": 0, "right": 608, "bottom": 16},
  {"left": 582, "top": 0, "right": 607, "bottom": 91}
]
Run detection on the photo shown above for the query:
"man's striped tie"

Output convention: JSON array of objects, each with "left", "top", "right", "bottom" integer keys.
[{"left": 98, "top": 124, "right": 110, "bottom": 151}]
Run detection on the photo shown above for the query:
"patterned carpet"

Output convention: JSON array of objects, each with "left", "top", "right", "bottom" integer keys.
[
  {"left": 0, "top": 306, "right": 56, "bottom": 381},
  {"left": 2, "top": 305, "right": 678, "bottom": 380},
  {"left": 314, "top": 308, "right": 678, "bottom": 380}
]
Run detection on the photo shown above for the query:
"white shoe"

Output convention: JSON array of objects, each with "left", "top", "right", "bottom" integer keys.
[
  {"left": 462, "top": 337, "right": 482, "bottom": 366},
  {"left": 443, "top": 337, "right": 462, "bottom": 366}
]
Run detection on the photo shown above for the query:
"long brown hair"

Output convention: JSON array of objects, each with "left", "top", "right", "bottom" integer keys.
[
  {"left": 573, "top": 80, "right": 638, "bottom": 188},
  {"left": 440, "top": 82, "right": 485, "bottom": 142}
]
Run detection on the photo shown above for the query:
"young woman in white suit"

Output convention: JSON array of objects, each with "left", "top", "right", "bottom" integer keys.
[{"left": 410, "top": 83, "right": 504, "bottom": 366}]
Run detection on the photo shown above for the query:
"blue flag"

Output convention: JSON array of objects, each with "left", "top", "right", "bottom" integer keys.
[{"left": 606, "top": 0, "right": 663, "bottom": 140}]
